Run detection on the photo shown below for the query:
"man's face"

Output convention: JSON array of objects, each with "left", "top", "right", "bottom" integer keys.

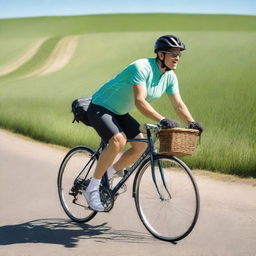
[{"left": 159, "top": 48, "right": 181, "bottom": 70}]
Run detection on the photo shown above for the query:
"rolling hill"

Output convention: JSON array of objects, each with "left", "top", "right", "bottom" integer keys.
[{"left": 0, "top": 13, "right": 255, "bottom": 177}]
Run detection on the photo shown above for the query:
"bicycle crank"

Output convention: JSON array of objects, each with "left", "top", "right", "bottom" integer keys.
[{"left": 100, "top": 187, "right": 114, "bottom": 212}]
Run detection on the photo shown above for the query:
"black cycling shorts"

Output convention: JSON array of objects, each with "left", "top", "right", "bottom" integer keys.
[{"left": 87, "top": 103, "right": 141, "bottom": 143}]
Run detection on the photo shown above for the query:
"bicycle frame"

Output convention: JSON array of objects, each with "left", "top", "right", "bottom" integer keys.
[
  {"left": 58, "top": 123, "right": 200, "bottom": 241},
  {"left": 97, "top": 125, "right": 172, "bottom": 200}
]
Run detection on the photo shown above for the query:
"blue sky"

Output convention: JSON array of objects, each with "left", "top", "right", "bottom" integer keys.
[{"left": 0, "top": 0, "right": 255, "bottom": 19}]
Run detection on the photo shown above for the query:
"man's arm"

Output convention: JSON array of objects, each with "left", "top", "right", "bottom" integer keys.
[
  {"left": 133, "top": 85, "right": 164, "bottom": 122},
  {"left": 168, "top": 93, "right": 194, "bottom": 125}
]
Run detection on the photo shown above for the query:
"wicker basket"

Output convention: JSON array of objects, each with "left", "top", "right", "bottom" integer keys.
[{"left": 159, "top": 128, "right": 199, "bottom": 156}]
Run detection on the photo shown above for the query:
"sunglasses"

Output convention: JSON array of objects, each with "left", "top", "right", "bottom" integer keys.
[{"left": 161, "top": 51, "right": 182, "bottom": 58}]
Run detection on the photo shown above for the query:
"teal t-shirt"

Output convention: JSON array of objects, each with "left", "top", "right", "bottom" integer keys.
[{"left": 92, "top": 58, "right": 179, "bottom": 115}]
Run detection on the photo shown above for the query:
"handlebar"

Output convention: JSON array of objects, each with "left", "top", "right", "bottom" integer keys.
[{"left": 140, "top": 123, "right": 160, "bottom": 132}]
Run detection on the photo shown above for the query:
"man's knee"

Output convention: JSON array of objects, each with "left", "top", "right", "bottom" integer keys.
[{"left": 109, "top": 132, "right": 127, "bottom": 152}]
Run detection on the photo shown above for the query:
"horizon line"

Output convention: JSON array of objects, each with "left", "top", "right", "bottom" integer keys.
[{"left": 1, "top": 12, "right": 255, "bottom": 20}]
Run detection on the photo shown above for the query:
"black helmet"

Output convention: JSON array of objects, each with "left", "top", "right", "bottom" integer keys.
[{"left": 154, "top": 35, "right": 186, "bottom": 53}]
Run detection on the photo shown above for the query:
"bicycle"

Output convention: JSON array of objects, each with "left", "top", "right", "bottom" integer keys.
[{"left": 57, "top": 124, "right": 200, "bottom": 242}]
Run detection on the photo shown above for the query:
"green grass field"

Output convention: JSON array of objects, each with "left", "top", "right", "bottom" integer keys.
[{"left": 0, "top": 14, "right": 255, "bottom": 177}]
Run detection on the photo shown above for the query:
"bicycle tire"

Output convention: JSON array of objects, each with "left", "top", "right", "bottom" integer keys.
[
  {"left": 134, "top": 154, "right": 200, "bottom": 242},
  {"left": 57, "top": 146, "right": 98, "bottom": 222}
]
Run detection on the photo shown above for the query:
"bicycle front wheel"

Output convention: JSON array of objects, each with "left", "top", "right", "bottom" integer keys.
[
  {"left": 134, "top": 155, "right": 200, "bottom": 242},
  {"left": 57, "top": 146, "right": 98, "bottom": 222}
]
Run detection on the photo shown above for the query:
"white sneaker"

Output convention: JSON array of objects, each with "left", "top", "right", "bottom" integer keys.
[{"left": 84, "top": 189, "right": 104, "bottom": 212}]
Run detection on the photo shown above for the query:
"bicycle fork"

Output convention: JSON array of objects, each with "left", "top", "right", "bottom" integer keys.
[{"left": 151, "top": 157, "right": 172, "bottom": 200}]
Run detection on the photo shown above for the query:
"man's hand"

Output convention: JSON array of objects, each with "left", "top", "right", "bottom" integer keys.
[
  {"left": 188, "top": 121, "right": 204, "bottom": 135},
  {"left": 160, "top": 118, "right": 180, "bottom": 129}
]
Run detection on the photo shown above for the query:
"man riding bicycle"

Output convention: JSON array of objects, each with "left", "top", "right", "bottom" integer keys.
[{"left": 84, "top": 35, "right": 203, "bottom": 211}]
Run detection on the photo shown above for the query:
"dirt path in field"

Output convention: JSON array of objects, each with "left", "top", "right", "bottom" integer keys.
[
  {"left": 0, "top": 128, "right": 256, "bottom": 256},
  {"left": 0, "top": 37, "right": 49, "bottom": 77},
  {"left": 24, "top": 35, "right": 79, "bottom": 78}
]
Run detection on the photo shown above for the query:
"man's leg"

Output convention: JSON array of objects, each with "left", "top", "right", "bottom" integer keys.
[
  {"left": 85, "top": 132, "right": 127, "bottom": 212},
  {"left": 93, "top": 132, "right": 127, "bottom": 179}
]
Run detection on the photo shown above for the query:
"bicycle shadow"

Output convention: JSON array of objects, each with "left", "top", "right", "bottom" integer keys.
[{"left": 0, "top": 218, "right": 155, "bottom": 248}]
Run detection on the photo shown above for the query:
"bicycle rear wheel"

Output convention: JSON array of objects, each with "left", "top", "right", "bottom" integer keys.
[
  {"left": 134, "top": 155, "right": 200, "bottom": 242},
  {"left": 57, "top": 146, "right": 98, "bottom": 222}
]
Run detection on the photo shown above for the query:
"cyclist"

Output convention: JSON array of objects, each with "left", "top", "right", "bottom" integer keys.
[{"left": 85, "top": 35, "right": 203, "bottom": 211}]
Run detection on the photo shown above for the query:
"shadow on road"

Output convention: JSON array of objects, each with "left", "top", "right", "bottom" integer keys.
[{"left": 0, "top": 218, "right": 155, "bottom": 247}]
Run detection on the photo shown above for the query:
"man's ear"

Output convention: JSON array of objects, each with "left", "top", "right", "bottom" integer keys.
[{"left": 157, "top": 52, "right": 164, "bottom": 61}]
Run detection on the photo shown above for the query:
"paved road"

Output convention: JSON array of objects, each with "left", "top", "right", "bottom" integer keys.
[{"left": 0, "top": 129, "right": 256, "bottom": 256}]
